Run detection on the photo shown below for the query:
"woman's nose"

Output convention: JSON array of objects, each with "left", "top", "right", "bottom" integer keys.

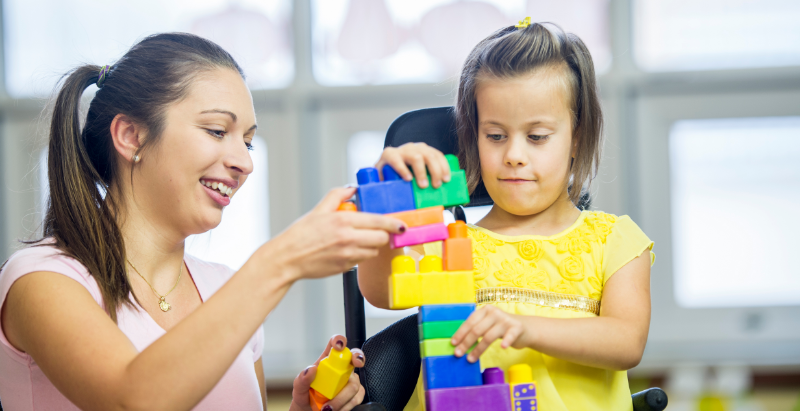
[{"left": 224, "top": 139, "right": 254, "bottom": 176}]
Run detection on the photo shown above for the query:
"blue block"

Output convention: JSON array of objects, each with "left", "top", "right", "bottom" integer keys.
[
  {"left": 418, "top": 304, "right": 476, "bottom": 324},
  {"left": 422, "top": 355, "right": 482, "bottom": 390},
  {"left": 355, "top": 166, "right": 415, "bottom": 214},
  {"left": 513, "top": 398, "right": 537, "bottom": 411}
]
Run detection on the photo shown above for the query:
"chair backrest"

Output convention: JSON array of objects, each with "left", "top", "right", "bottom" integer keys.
[
  {"left": 384, "top": 106, "right": 493, "bottom": 207},
  {"left": 358, "top": 314, "right": 421, "bottom": 411}
]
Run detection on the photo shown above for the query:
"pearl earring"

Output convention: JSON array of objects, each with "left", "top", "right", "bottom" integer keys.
[{"left": 132, "top": 154, "right": 140, "bottom": 163}]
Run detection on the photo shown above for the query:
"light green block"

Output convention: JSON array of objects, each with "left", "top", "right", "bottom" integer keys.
[
  {"left": 418, "top": 320, "right": 465, "bottom": 341},
  {"left": 419, "top": 338, "right": 475, "bottom": 358}
]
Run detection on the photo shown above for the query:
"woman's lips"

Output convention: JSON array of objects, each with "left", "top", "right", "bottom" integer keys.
[{"left": 202, "top": 184, "right": 231, "bottom": 206}]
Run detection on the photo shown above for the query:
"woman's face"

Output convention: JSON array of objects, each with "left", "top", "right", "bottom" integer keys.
[
  {"left": 133, "top": 68, "right": 257, "bottom": 237},
  {"left": 475, "top": 68, "right": 574, "bottom": 216}
]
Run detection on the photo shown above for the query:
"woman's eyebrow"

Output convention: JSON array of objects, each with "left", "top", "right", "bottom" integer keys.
[{"left": 200, "top": 109, "right": 237, "bottom": 122}]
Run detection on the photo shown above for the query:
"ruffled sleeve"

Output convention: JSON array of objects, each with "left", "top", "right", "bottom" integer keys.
[{"left": 601, "top": 215, "right": 654, "bottom": 285}]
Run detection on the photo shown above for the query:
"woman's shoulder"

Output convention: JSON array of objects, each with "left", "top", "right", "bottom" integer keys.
[{"left": 2, "top": 240, "right": 93, "bottom": 282}]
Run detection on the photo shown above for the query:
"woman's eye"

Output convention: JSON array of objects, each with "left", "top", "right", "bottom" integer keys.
[
  {"left": 529, "top": 134, "right": 549, "bottom": 142},
  {"left": 245, "top": 141, "right": 254, "bottom": 152},
  {"left": 487, "top": 134, "right": 505, "bottom": 141},
  {"left": 205, "top": 129, "right": 225, "bottom": 139}
]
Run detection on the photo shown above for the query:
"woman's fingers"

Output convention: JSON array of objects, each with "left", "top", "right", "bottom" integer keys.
[
  {"left": 326, "top": 372, "right": 365, "bottom": 411},
  {"left": 292, "top": 365, "right": 317, "bottom": 407},
  {"left": 339, "top": 212, "right": 406, "bottom": 235},
  {"left": 313, "top": 187, "right": 358, "bottom": 213},
  {"left": 314, "top": 335, "right": 348, "bottom": 365},
  {"left": 350, "top": 348, "right": 366, "bottom": 368}
]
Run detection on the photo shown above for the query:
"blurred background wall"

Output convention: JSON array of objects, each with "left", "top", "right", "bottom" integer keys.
[{"left": 0, "top": 0, "right": 798, "bottom": 409}]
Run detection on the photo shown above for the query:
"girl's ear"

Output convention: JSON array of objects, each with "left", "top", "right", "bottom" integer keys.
[{"left": 109, "top": 114, "right": 144, "bottom": 163}]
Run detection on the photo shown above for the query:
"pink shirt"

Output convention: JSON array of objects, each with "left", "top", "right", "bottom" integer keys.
[{"left": 0, "top": 242, "right": 265, "bottom": 410}]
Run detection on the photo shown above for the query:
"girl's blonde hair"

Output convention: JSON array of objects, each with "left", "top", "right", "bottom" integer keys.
[{"left": 455, "top": 22, "right": 603, "bottom": 206}]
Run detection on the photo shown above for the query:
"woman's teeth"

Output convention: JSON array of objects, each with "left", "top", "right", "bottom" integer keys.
[{"left": 201, "top": 180, "right": 233, "bottom": 196}]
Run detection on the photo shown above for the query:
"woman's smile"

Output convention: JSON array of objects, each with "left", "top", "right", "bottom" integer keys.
[{"left": 200, "top": 178, "right": 238, "bottom": 207}]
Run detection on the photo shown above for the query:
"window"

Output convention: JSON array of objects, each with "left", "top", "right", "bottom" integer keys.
[
  {"left": 3, "top": 0, "right": 293, "bottom": 97},
  {"left": 634, "top": 0, "right": 800, "bottom": 72},
  {"left": 670, "top": 117, "right": 800, "bottom": 307},
  {"left": 186, "top": 136, "right": 270, "bottom": 270},
  {"left": 312, "top": 0, "right": 610, "bottom": 86}
]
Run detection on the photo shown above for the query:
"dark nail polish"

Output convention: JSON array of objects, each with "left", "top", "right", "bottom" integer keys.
[
  {"left": 335, "top": 340, "right": 344, "bottom": 350},
  {"left": 356, "top": 353, "right": 365, "bottom": 362},
  {"left": 303, "top": 368, "right": 309, "bottom": 376},
  {"left": 322, "top": 406, "right": 333, "bottom": 411},
  {"left": 399, "top": 225, "right": 407, "bottom": 233}
]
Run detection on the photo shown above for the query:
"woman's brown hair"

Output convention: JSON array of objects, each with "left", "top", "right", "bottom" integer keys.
[
  {"left": 39, "top": 33, "right": 243, "bottom": 322},
  {"left": 455, "top": 22, "right": 603, "bottom": 206}
]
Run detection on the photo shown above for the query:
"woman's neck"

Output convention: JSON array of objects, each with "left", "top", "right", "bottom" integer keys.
[{"left": 477, "top": 190, "right": 581, "bottom": 237}]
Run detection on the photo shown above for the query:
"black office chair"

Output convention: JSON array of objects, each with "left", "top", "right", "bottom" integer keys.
[{"left": 347, "top": 107, "right": 667, "bottom": 411}]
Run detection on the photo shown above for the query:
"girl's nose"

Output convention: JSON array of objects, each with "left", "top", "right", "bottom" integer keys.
[{"left": 503, "top": 135, "right": 529, "bottom": 167}]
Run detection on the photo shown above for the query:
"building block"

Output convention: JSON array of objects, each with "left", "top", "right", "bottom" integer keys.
[
  {"left": 420, "top": 338, "right": 475, "bottom": 357},
  {"left": 355, "top": 165, "right": 415, "bottom": 214},
  {"left": 411, "top": 154, "right": 470, "bottom": 209},
  {"left": 337, "top": 201, "right": 358, "bottom": 212},
  {"left": 389, "top": 255, "right": 422, "bottom": 309},
  {"left": 443, "top": 221, "right": 473, "bottom": 271},
  {"left": 421, "top": 270, "right": 474, "bottom": 305},
  {"left": 509, "top": 364, "right": 537, "bottom": 408},
  {"left": 309, "top": 347, "right": 355, "bottom": 400},
  {"left": 425, "top": 383, "right": 513, "bottom": 411},
  {"left": 422, "top": 355, "right": 482, "bottom": 390},
  {"left": 418, "top": 304, "right": 475, "bottom": 324},
  {"left": 389, "top": 222, "right": 448, "bottom": 249},
  {"left": 308, "top": 388, "right": 329, "bottom": 411},
  {"left": 418, "top": 320, "right": 464, "bottom": 340},
  {"left": 386, "top": 206, "right": 444, "bottom": 228},
  {"left": 483, "top": 367, "right": 506, "bottom": 385},
  {"left": 388, "top": 256, "right": 474, "bottom": 309}
]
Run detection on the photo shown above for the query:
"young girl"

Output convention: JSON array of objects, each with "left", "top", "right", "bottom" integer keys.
[{"left": 358, "top": 22, "right": 655, "bottom": 411}]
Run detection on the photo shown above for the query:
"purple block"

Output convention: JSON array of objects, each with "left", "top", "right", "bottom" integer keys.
[
  {"left": 483, "top": 367, "right": 505, "bottom": 385},
  {"left": 513, "top": 398, "right": 537, "bottom": 411},
  {"left": 512, "top": 382, "right": 537, "bottom": 399},
  {"left": 426, "top": 383, "right": 512, "bottom": 411},
  {"left": 390, "top": 223, "right": 448, "bottom": 249}
]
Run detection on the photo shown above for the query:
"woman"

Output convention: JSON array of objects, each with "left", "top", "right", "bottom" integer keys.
[{"left": 0, "top": 33, "right": 405, "bottom": 411}]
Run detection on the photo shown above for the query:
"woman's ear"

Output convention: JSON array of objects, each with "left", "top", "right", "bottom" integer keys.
[{"left": 110, "top": 114, "right": 144, "bottom": 163}]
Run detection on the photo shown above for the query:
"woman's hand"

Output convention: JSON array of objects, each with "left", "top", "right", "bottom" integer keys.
[
  {"left": 257, "top": 187, "right": 406, "bottom": 282},
  {"left": 375, "top": 142, "right": 451, "bottom": 189},
  {"left": 290, "top": 335, "right": 366, "bottom": 411},
  {"left": 451, "top": 305, "right": 530, "bottom": 363}
]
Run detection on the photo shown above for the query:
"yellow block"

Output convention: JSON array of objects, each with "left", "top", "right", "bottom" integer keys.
[
  {"left": 309, "top": 347, "right": 355, "bottom": 399},
  {"left": 389, "top": 272, "right": 423, "bottom": 309}
]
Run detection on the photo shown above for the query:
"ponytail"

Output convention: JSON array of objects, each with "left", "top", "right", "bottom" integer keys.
[
  {"left": 43, "top": 66, "right": 131, "bottom": 322},
  {"left": 35, "top": 33, "right": 243, "bottom": 322}
]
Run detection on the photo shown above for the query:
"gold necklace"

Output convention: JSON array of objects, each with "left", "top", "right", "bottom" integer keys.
[{"left": 127, "top": 259, "right": 182, "bottom": 312}]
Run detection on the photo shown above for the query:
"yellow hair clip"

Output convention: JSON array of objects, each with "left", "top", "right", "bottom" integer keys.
[{"left": 515, "top": 17, "right": 531, "bottom": 29}]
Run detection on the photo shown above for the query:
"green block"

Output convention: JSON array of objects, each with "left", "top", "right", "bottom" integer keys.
[
  {"left": 419, "top": 338, "right": 475, "bottom": 358},
  {"left": 418, "top": 320, "right": 465, "bottom": 341},
  {"left": 411, "top": 154, "right": 470, "bottom": 208}
]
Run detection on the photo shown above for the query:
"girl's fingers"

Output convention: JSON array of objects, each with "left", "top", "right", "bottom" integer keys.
[
  {"left": 438, "top": 152, "right": 452, "bottom": 183},
  {"left": 501, "top": 326, "right": 522, "bottom": 350},
  {"left": 467, "top": 324, "right": 506, "bottom": 362},
  {"left": 454, "top": 316, "right": 494, "bottom": 358},
  {"left": 407, "top": 152, "right": 429, "bottom": 188},
  {"left": 382, "top": 154, "right": 414, "bottom": 182},
  {"left": 451, "top": 309, "right": 487, "bottom": 345},
  {"left": 423, "top": 150, "right": 444, "bottom": 188}
]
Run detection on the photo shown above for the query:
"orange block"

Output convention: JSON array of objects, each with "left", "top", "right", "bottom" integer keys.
[
  {"left": 309, "top": 388, "right": 329, "bottom": 411},
  {"left": 386, "top": 206, "right": 444, "bottom": 228},
  {"left": 338, "top": 202, "right": 358, "bottom": 212},
  {"left": 444, "top": 221, "right": 473, "bottom": 271}
]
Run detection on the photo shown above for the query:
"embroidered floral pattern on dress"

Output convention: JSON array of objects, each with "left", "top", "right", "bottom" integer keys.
[
  {"left": 588, "top": 275, "right": 603, "bottom": 300},
  {"left": 493, "top": 258, "right": 550, "bottom": 289},
  {"left": 469, "top": 230, "right": 504, "bottom": 255},
  {"left": 553, "top": 228, "right": 594, "bottom": 255},
  {"left": 559, "top": 255, "right": 585, "bottom": 282},
  {"left": 473, "top": 256, "right": 491, "bottom": 289},
  {"left": 518, "top": 239, "right": 543, "bottom": 261}
]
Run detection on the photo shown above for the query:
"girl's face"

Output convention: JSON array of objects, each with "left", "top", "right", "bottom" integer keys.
[
  {"left": 476, "top": 68, "right": 574, "bottom": 216},
  {"left": 133, "top": 68, "right": 257, "bottom": 237}
]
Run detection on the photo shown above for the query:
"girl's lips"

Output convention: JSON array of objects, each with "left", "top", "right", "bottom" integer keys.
[
  {"left": 202, "top": 184, "right": 231, "bottom": 206},
  {"left": 499, "top": 178, "right": 535, "bottom": 183}
]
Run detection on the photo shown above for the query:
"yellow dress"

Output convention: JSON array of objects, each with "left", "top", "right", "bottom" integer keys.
[{"left": 404, "top": 210, "right": 655, "bottom": 411}]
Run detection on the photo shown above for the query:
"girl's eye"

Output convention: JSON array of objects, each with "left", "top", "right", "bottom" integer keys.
[
  {"left": 205, "top": 129, "right": 225, "bottom": 139},
  {"left": 487, "top": 134, "right": 505, "bottom": 141},
  {"left": 529, "top": 134, "right": 549, "bottom": 142}
]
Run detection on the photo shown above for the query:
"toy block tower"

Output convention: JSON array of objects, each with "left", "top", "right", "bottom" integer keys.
[{"left": 350, "top": 155, "right": 530, "bottom": 411}]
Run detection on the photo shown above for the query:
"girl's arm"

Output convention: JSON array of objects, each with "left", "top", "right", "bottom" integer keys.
[
  {"left": 1, "top": 188, "right": 400, "bottom": 411},
  {"left": 451, "top": 250, "right": 651, "bottom": 371},
  {"left": 357, "top": 143, "right": 451, "bottom": 309}
]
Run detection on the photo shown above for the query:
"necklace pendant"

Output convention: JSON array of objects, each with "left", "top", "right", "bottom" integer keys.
[{"left": 158, "top": 297, "right": 171, "bottom": 312}]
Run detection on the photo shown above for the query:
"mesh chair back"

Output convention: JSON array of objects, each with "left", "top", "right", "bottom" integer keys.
[
  {"left": 384, "top": 107, "right": 493, "bottom": 207},
  {"left": 358, "top": 314, "right": 421, "bottom": 411}
]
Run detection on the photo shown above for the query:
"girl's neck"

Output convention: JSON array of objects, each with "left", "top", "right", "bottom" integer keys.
[{"left": 477, "top": 190, "right": 582, "bottom": 237}]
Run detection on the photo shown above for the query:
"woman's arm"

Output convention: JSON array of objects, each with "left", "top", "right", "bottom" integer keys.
[
  {"left": 451, "top": 250, "right": 651, "bottom": 371},
  {"left": 1, "top": 188, "right": 402, "bottom": 411},
  {"left": 255, "top": 358, "right": 266, "bottom": 411}
]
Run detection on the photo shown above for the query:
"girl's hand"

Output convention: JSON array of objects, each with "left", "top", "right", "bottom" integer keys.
[
  {"left": 451, "top": 305, "right": 529, "bottom": 363},
  {"left": 291, "top": 335, "right": 366, "bottom": 411},
  {"left": 375, "top": 142, "right": 452, "bottom": 189},
  {"left": 260, "top": 187, "right": 406, "bottom": 281}
]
